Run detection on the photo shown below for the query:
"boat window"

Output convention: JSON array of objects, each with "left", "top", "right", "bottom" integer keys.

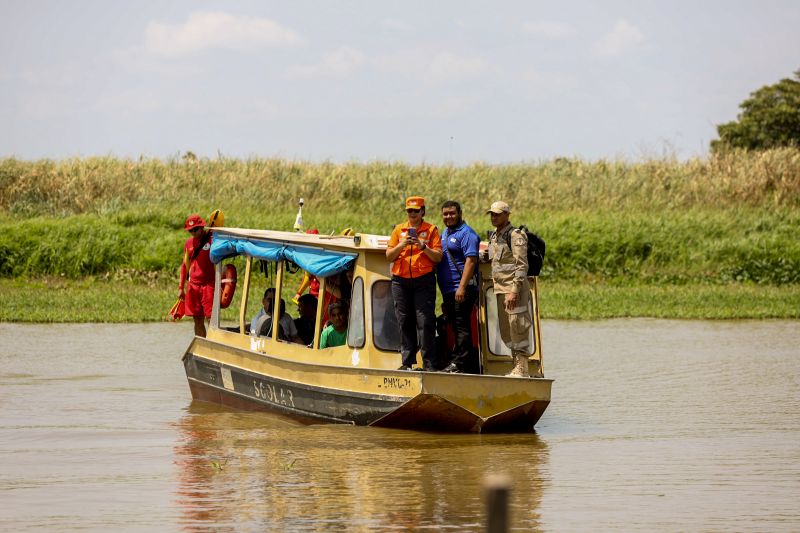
[
  {"left": 293, "top": 290, "right": 319, "bottom": 348},
  {"left": 318, "top": 267, "right": 354, "bottom": 345},
  {"left": 247, "top": 260, "right": 281, "bottom": 339},
  {"left": 485, "top": 286, "right": 536, "bottom": 356},
  {"left": 279, "top": 260, "right": 313, "bottom": 346},
  {"left": 372, "top": 280, "right": 401, "bottom": 352},
  {"left": 347, "top": 277, "right": 365, "bottom": 348}
]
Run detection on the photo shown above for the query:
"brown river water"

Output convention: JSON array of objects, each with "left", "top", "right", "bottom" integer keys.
[{"left": 1, "top": 320, "right": 798, "bottom": 532}]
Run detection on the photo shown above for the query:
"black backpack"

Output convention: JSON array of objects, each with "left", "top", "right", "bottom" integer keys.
[{"left": 503, "top": 225, "right": 546, "bottom": 276}]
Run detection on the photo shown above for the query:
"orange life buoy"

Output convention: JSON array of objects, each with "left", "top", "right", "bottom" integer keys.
[{"left": 220, "top": 264, "right": 237, "bottom": 309}]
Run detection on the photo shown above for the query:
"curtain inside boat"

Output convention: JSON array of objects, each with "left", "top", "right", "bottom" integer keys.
[{"left": 209, "top": 235, "right": 356, "bottom": 278}]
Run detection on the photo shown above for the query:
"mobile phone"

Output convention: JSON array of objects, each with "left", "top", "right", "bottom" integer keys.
[{"left": 407, "top": 227, "right": 417, "bottom": 238}]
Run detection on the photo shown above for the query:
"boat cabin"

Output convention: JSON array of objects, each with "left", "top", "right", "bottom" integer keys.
[{"left": 205, "top": 227, "right": 544, "bottom": 377}]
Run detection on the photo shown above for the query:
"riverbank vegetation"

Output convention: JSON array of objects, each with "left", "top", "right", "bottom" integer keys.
[
  {"left": 1, "top": 277, "right": 797, "bottom": 322},
  {"left": 1, "top": 149, "right": 798, "bottom": 321}
]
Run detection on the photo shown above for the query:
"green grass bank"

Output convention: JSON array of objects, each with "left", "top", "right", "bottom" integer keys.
[
  {"left": 1, "top": 149, "right": 798, "bottom": 321},
  {"left": 1, "top": 278, "right": 798, "bottom": 322}
]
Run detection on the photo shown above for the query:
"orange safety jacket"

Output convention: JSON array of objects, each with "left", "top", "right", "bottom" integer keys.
[{"left": 387, "top": 221, "right": 442, "bottom": 278}]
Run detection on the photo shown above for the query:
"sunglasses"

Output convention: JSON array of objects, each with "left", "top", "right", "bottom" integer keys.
[
  {"left": 189, "top": 227, "right": 203, "bottom": 233},
  {"left": 406, "top": 208, "right": 421, "bottom": 213}
]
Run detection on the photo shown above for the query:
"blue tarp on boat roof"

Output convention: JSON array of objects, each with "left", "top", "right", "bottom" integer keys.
[{"left": 210, "top": 234, "right": 356, "bottom": 278}]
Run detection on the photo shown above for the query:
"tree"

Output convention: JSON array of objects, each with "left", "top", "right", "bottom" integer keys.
[{"left": 711, "top": 70, "right": 800, "bottom": 151}]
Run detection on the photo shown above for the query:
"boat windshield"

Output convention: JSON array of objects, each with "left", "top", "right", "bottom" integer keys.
[
  {"left": 371, "top": 280, "right": 401, "bottom": 352},
  {"left": 347, "top": 277, "right": 366, "bottom": 348},
  {"left": 484, "top": 286, "right": 536, "bottom": 355}
]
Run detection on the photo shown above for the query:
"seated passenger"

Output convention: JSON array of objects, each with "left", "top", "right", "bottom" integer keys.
[
  {"left": 321, "top": 268, "right": 354, "bottom": 326},
  {"left": 320, "top": 301, "right": 348, "bottom": 349},
  {"left": 250, "top": 288, "right": 304, "bottom": 344},
  {"left": 294, "top": 293, "right": 318, "bottom": 346}
]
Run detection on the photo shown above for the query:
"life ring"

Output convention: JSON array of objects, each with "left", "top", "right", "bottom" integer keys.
[{"left": 220, "top": 264, "right": 237, "bottom": 309}]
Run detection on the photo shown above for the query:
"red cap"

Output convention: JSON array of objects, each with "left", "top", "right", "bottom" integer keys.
[{"left": 184, "top": 214, "right": 206, "bottom": 231}]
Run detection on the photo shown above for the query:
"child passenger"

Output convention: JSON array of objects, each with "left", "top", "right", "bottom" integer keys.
[{"left": 320, "top": 302, "right": 348, "bottom": 349}]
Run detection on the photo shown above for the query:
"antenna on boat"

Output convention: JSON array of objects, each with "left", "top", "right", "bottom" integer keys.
[
  {"left": 293, "top": 198, "right": 304, "bottom": 232},
  {"left": 448, "top": 135, "right": 454, "bottom": 198}
]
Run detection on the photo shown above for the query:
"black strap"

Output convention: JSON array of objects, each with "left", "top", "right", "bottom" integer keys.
[
  {"left": 442, "top": 229, "right": 463, "bottom": 276},
  {"left": 500, "top": 225, "right": 516, "bottom": 248},
  {"left": 444, "top": 228, "right": 479, "bottom": 286},
  {"left": 191, "top": 231, "right": 211, "bottom": 261},
  {"left": 186, "top": 231, "right": 211, "bottom": 281}
]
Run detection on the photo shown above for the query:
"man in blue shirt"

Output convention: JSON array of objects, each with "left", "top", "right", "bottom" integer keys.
[{"left": 437, "top": 200, "right": 481, "bottom": 373}]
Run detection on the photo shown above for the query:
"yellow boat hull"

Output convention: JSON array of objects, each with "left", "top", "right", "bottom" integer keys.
[{"left": 184, "top": 337, "right": 552, "bottom": 433}]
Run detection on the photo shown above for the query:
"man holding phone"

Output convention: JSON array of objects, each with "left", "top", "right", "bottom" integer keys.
[{"left": 386, "top": 196, "right": 443, "bottom": 370}]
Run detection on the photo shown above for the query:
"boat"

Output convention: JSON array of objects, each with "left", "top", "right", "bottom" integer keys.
[{"left": 181, "top": 227, "right": 553, "bottom": 432}]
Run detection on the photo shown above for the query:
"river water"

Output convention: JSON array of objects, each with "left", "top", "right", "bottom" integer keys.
[{"left": 1, "top": 320, "right": 798, "bottom": 532}]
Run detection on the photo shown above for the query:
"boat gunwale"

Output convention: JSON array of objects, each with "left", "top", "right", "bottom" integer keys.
[{"left": 189, "top": 335, "right": 555, "bottom": 387}]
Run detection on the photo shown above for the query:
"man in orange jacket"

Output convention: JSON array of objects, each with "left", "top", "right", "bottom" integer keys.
[{"left": 385, "top": 196, "right": 443, "bottom": 370}]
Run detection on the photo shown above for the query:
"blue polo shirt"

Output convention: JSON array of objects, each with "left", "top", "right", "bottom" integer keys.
[{"left": 437, "top": 221, "right": 480, "bottom": 295}]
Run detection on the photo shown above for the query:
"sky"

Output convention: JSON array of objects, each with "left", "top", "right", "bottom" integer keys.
[{"left": 1, "top": 0, "right": 798, "bottom": 164}]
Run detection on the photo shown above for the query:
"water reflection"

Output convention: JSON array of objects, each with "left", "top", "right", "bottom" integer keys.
[{"left": 173, "top": 402, "right": 550, "bottom": 531}]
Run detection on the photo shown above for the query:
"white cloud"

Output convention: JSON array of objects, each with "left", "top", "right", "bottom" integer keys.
[
  {"left": 522, "top": 68, "right": 578, "bottom": 99},
  {"left": 433, "top": 94, "right": 481, "bottom": 118},
  {"left": 111, "top": 46, "right": 204, "bottom": 78},
  {"left": 144, "top": 11, "right": 303, "bottom": 58},
  {"left": 93, "top": 88, "right": 164, "bottom": 116},
  {"left": 18, "top": 91, "right": 78, "bottom": 120},
  {"left": 19, "top": 65, "right": 79, "bottom": 88},
  {"left": 428, "top": 52, "right": 488, "bottom": 83},
  {"left": 522, "top": 21, "right": 577, "bottom": 39},
  {"left": 288, "top": 46, "right": 367, "bottom": 78},
  {"left": 373, "top": 48, "right": 489, "bottom": 85},
  {"left": 380, "top": 18, "right": 414, "bottom": 32},
  {"left": 592, "top": 19, "right": 645, "bottom": 58}
]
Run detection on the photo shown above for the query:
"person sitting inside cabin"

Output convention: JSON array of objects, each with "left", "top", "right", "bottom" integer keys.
[
  {"left": 294, "top": 293, "right": 318, "bottom": 346},
  {"left": 320, "top": 267, "right": 354, "bottom": 326},
  {"left": 319, "top": 301, "right": 348, "bottom": 349},
  {"left": 250, "top": 288, "right": 304, "bottom": 344}
]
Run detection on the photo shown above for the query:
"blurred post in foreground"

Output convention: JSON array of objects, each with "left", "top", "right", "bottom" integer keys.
[{"left": 485, "top": 473, "right": 511, "bottom": 533}]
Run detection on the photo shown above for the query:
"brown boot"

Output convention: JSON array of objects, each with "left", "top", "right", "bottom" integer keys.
[{"left": 505, "top": 354, "right": 530, "bottom": 378}]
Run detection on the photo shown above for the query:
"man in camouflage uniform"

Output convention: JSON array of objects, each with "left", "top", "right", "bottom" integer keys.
[{"left": 484, "top": 201, "right": 532, "bottom": 377}]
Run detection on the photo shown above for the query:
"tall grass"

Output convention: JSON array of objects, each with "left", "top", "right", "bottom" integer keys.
[
  {"left": 1, "top": 148, "right": 798, "bottom": 217},
  {"left": 1, "top": 150, "right": 799, "bottom": 285},
  {"left": 1, "top": 206, "right": 797, "bottom": 285}
]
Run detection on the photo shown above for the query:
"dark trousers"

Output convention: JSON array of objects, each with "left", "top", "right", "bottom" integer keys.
[
  {"left": 391, "top": 273, "right": 437, "bottom": 367},
  {"left": 442, "top": 290, "right": 478, "bottom": 371}
]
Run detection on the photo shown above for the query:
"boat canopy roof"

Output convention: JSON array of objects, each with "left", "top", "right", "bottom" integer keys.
[{"left": 210, "top": 233, "right": 357, "bottom": 278}]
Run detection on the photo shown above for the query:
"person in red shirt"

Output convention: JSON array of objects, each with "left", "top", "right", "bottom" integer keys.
[
  {"left": 178, "top": 214, "right": 215, "bottom": 337},
  {"left": 386, "top": 196, "right": 443, "bottom": 370}
]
